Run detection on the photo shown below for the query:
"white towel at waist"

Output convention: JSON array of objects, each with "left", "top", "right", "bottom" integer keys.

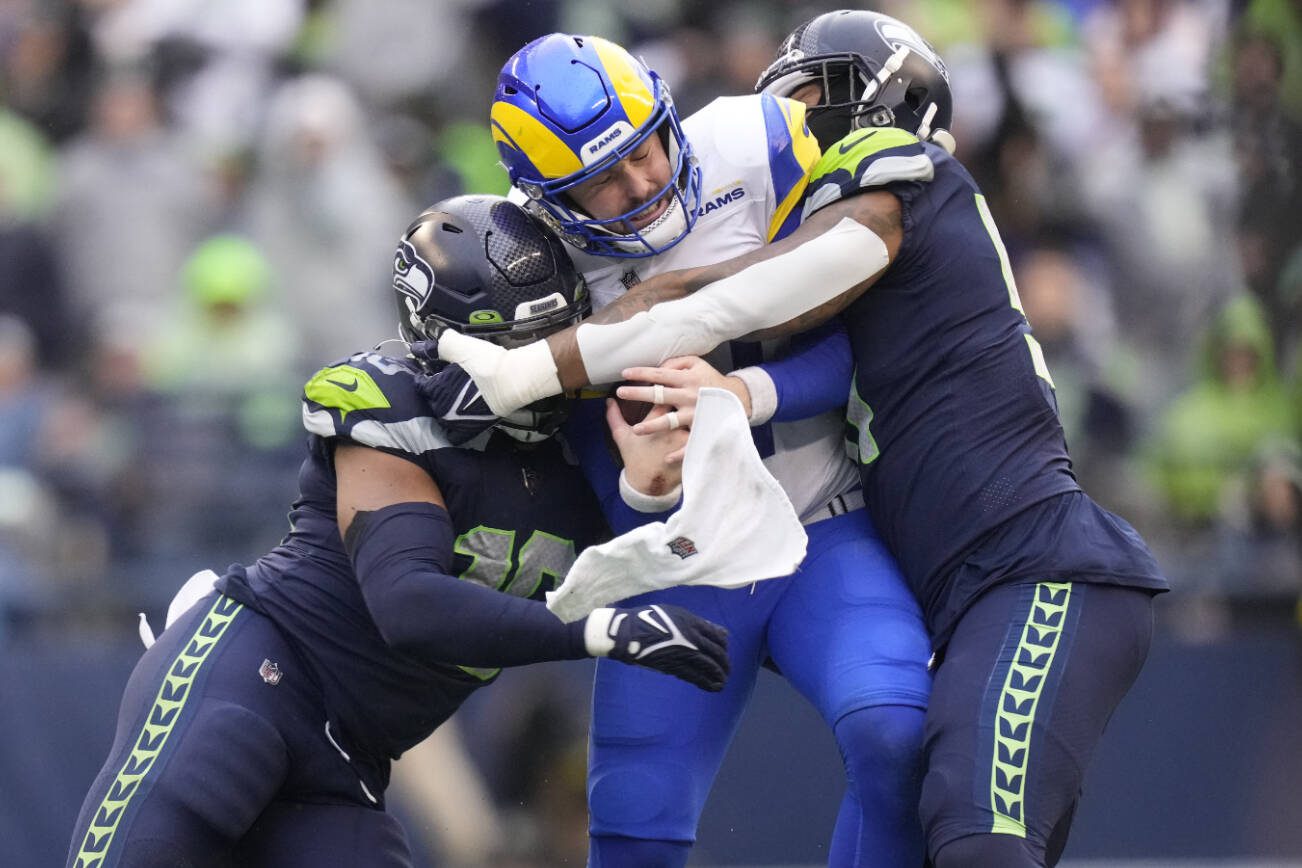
[{"left": 546, "top": 387, "right": 807, "bottom": 622}]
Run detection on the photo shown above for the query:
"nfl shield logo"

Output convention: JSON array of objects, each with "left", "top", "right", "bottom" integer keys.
[
  {"left": 666, "top": 536, "right": 699, "bottom": 560},
  {"left": 259, "top": 659, "right": 283, "bottom": 686}
]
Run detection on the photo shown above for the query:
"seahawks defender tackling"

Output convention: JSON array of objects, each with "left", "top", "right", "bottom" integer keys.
[
  {"left": 65, "top": 196, "right": 730, "bottom": 868},
  {"left": 432, "top": 12, "right": 1169, "bottom": 867},
  {"left": 481, "top": 33, "right": 931, "bottom": 868}
]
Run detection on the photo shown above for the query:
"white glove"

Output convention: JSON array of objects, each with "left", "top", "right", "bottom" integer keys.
[{"left": 436, "top": 330, "right": 562, "bottom": 417}]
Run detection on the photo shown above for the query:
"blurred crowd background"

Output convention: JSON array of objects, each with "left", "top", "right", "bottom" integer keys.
[{"left": 0, "top": 0, "right": 1299, "bottom": 865}]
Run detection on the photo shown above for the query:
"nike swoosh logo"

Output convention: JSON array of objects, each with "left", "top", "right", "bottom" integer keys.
[
  {"left": 637, "top": 608, "right": 669, "bottom": 635},
  {"left": 458, "top": 381, "right": 484, "bottom": 414},
  {"left": 326, "top": 377, "right": 359, "bottom": 392},
  {"left": 444, "top": 379, "right": 496, "bottom": 422},
  {"left": 838, "top": 130, "right": 878, "bottom": 155},
  {"left": 631, "top": 605, "right": 697, "bottom": 659}
]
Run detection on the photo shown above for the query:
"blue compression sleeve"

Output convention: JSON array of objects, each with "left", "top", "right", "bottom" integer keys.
[
  {"left": 763, "top": 319, "right": 854, "bottom": 422},
  {"left": 563, "top": 398, "right": 675, "bottom": 534},
  {"left": 344, "top": 502, "right": 588, "bottom": 666}
]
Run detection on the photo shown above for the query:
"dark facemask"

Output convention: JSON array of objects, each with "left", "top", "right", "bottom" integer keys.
[{"left": 804, "top": 70, "right": 861, "bottom": 151}]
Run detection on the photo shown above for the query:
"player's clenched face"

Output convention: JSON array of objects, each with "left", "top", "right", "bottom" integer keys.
[
  {"left": 790, "top": 81, "right": 823, "bottom": 109},
  {"left": 568, "top": 132, "right": 673, "bottom": 232}
]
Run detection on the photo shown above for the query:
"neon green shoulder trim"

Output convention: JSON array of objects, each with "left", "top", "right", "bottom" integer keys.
[
  {"left": 304, "top": 364, "right": 391, "bottom": 420},
  {"left": 810, "top": 127, "right": 922, "bottom": 184}
]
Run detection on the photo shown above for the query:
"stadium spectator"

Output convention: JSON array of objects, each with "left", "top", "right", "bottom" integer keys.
[
  {"left": 131, "top": 233, "right": 303, "bottom": 578},
  {"left": 1014, "top": 240, "right": 1139, "bottom": 494},
  {"left": 51, "top": 64, "right": 214, "bottom": 347},
  {"left": 0, "top": 108, "right": 76, "bottom": 371},
  {"left": 1237, "top": 0, "right": 1302, "bottom": 122},
  {"left": 0, "top": 315, "right": 59, "bottom": 629},
  {"left": 243, "top": 73, "right": 413, "bottom": 362},
  {"left": 143, "top": 234, "right": 300, "bottom": 403},
  {"left": 1078, "top": 0, "right": 1240, "bottom": 408},
  {"left": 86, "top": 0, "right": 304, "bottom": 155},
  {"left": 1213, "top": 437, "right": 1302, "bottom": 596},
  {"left": 1145, "top": 294, "right": 1296, "bottom": 526},
  {"left": 0, "top": 1, "right": 95, "bottom": 144},
  {"left": 1229, "top": 27, "right": 1302, "bottom": 368},
  {"left": 0, "top": 315, "right": 55, "bottom": 470}
]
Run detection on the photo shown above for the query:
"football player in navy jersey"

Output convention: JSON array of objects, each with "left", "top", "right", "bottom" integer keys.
[
  {"left": 65, "top": 195, "right": 731, "bottom": 868},
  {"left": 427, "top": 11, "right": 1169, "bottom": 867}
]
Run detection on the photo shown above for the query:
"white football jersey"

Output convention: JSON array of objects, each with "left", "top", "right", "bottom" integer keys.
[{"left": 564, "top": 94, "right": 860, "bottom": 521}]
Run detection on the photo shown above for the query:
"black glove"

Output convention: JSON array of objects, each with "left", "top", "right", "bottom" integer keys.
[
  {"left": 409, "top": 351, "right": 501, "bottom": 446},
  {"left": 584, "top": 603, "right": 730, "bottom": 691}
]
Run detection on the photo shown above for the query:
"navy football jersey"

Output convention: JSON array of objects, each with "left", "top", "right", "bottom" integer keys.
[
  {"left": 217, "top": 350, "right": 607, "bottom": 764},
  {"left": 803, "top": 129, "right": 1166, "bottom": 644}
]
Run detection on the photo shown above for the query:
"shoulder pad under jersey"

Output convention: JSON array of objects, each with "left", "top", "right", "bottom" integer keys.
[
  {"left": 301, "top": 351, "right": 455, "bottom": 455},
  {"left": 801, "top": 128, "right": 935, "bottom": 221},
  {"left": 686, "top": 94, "right": 821, "bottom": 241}
]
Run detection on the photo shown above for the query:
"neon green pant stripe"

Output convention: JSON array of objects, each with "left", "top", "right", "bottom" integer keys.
[
  {"left": 989, "top": 582, "right": 1072, "bottom": 837},
  {"left": 74, "top": 595, "right": 242, "bottom": 867}
]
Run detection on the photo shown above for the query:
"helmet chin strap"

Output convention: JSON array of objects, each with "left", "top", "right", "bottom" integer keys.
[
  {"left": 498, "top": 424, "right": 552, "bottom": 444},
  {"left": 915, "top": 101, "right": 937, "bottom": 140},
  {"left": 497, "top": 397, "right": 570, "bottom": 442},
  {"left": 912, "top": 102, "right": 956, "bottom": 153}
]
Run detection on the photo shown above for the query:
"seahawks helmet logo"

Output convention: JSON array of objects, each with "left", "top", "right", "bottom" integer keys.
[
  {"left": 874, "top": 18, "right": 949, "bottom": 79},
  {"left": 393, "top": 240, "right": 435, "bottom": 307}
]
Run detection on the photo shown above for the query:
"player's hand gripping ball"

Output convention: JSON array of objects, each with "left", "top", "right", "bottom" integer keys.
[{"left": 614, "top": 380, "right": 654, "bottom": 426}]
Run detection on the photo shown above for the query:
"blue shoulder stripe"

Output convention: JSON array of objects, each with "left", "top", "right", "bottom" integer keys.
[{"left": 760, "top": 94, "right": 821, "bottom": 241}]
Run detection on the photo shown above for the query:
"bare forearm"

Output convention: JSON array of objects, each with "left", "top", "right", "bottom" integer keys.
[{"left": 586, "top": 273, "right": 691, "bottom": 325}]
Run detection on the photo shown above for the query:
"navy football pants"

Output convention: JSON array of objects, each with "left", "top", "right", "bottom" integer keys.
[
  {"left": 921, "top": 580, "right": 1155, "bottom": 867},
  {"left": 66, "top": 594, "right": 411, "bottom": 868}
]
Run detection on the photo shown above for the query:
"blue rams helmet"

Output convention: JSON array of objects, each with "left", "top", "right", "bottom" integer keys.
[
  {"left": 756, "top": 10, "right": 955, "bottom": 154},
  {"left": 491, "top": 33, "right": 702, "bottom": 258}
]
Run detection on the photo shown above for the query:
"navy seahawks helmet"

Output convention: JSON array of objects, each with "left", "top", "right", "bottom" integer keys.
[
  {"left": 756, "top": 10, "right": 954, "bottom": 154},
  {"left": 393, "top": 194, "right": 589, "bottom": 440}
]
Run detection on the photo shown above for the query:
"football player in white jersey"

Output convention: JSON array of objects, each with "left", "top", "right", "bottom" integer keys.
[{"left": 486, "top": 33, "right": 932, "bottom": 867}]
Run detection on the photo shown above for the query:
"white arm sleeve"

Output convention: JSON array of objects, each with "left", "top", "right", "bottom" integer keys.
[{"left": 575, "top": 217, "right": 888, "bottom": 385}]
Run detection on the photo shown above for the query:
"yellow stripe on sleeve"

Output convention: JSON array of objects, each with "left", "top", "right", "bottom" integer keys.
[
  {"left": 766, "top": 98, "right": 822, "bottom": 241},
  {"left": 782, "top": 98, "right": 822, "bottom": 173}
]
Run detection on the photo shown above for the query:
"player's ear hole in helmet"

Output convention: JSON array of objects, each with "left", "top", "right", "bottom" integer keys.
[
  {"left": 393, "top": 194, "right": 590, "bottom": 441},
  {"left": 756, "top": 9, "right": 955, "bottom": 155},
  {"left": 490, "top": 33, "right": 703, "bottom": 259}
]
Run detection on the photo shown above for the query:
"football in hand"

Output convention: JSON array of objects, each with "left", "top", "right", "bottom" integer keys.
[{"left": 614, "top": 381, "right": 653, "bottom": 426}]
